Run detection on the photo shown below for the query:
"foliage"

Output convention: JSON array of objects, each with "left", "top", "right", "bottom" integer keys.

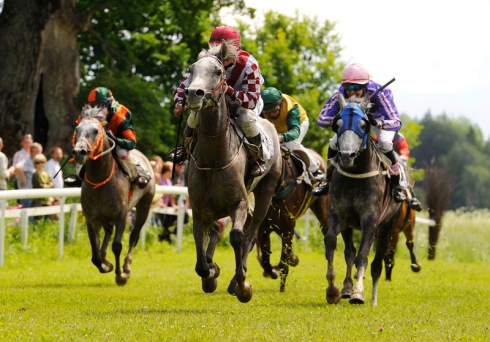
[
  {"left": 1, "top": 210, "right": 490, "bottom": 340},
  {"left": 413, "top": 113, "right": 490, "bottom": 209},
  {"left": 237, "top": 11, "right": 345, "bottom": 154}
]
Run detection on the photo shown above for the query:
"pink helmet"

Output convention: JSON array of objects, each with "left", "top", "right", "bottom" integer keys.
[
  {"left": 209, "top": 25, "right": 241, "bottom": 47},
  {"left": 341, "top": 63, "right": 370, "bottom": 84}
]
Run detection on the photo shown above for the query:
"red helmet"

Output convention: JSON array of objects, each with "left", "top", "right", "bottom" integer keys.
[
  {"left": 341, "top": 63, "right": 370, "bottom": 84},
  {"left": 209, "top": 25, "right": 241, "bottom": 47}
]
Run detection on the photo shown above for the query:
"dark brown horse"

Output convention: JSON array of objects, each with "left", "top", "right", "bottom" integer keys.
[
  {"left": 384, "top": 201, "right": 421, "bottom": 281},
  {"left": 257, "top": 148, "right": 330, "bottom": 292},
  {"left": 325, "top": 93, "right": 402, "bottom": 305},
  {"left": 184, "top": 42, "right": 282, "bottom": 303},
  {"left": 72, "top": 106, "right": 155, "bottom": 285}
]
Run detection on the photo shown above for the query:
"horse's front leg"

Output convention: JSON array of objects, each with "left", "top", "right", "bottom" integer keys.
[
  {"left": 257, "top": 223, "right": 279, "bottom": 280},
  {"left": 278, "top": 225, "right": 297, "bottom": 293},
  {"left": 88, "top": 222, "right": 114, "bottom": 273},
  {"left": 228, "top": 200, "right": 251, "bottom": 302},
  {"left": 325, "top": 215, "right": 341, "bottom": 304},
  {"left": 201, "top": 221, "right": 221, "bottom": 293},
  {"left": 341, "top": 227, "right": 356, "bottom": 298},
  {"left": 350, "top": 218, "right": 377, "bottom": 305},
  {"left": 403, "top": 224, "right": 422, "bottom": 273},
  {"left": 112, "top": 214, "right": 129, "bottom": 286},
  {"left": 193, "top": 215, "right": 219, "bottom": 293}
]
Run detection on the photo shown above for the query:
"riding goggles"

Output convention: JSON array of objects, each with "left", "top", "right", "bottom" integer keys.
[{"left": 344, "top": 84, "right": 364, "bottom": 92}]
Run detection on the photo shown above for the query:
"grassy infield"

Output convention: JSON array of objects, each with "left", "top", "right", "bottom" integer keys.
[{"left": 0, "top": 209, "right": 490, "bottom": 341}]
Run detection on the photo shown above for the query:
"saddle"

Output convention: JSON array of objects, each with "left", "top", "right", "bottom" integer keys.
[{"left": 273, "top": 147, "right": 312, "bottom": 200}]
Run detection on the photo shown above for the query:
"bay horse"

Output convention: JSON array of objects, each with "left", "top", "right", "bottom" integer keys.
[
  {"left": 184, "top": 42, "right": 282, "bottom": 303},
  {"left": 384, "top": 201, "right": 421, "bottom": 281},
  {"left": 257, "top": 148, "right": 330, "bottom": 292},
  {"left": 325, "top": 93, "right": 402, "bottom": 306},
  {"left": 72, "top": 106, "right": 155, "bottom": 286}
]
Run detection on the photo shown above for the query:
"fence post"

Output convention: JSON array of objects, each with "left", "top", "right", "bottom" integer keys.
[
  {"left": 20, "top": 209, "right": 28, "bottom": 248},
  {"left": 0, "top": 200, "right": 6, "bottom": 267},
  {"left": 68, "top": 203, "right": 78, "bottom": 243},
  {"left": 176, "top": 195, "right": 186, "bottom": 253},
  {"left": 58, "top": 197, "right": 66, "bottom": 260}
]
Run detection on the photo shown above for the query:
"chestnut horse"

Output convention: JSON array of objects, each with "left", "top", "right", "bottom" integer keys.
[
  {"left": 257, "top": 148, "right": 330, "bottom": 292},
  {"left": 384, "top": 201, "right": 421, "bottom": 281},
  {"left": 72, "top": 106, "right": 155, "bottom": 286}
]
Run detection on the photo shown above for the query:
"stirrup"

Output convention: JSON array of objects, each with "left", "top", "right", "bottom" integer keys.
[
  {"left": 251, "top": 160, "right": 266, "bottom": 177},
  {"left": 168, "top": 146, "right": 187, "bottom": 164},
  {"left": 312, "top": 182, "right": 329, "bottom": 196},
  {"left": 410, "top": 198, "right": 422, "bottom": 212},
  {"left": 135, "top": 176, "right": 149, "bottom": 189}
]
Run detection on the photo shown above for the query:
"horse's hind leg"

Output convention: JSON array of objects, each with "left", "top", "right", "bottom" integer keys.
[
  {"left": 88, "top": 222, "right": 114, "bottom": 273},
  {"left": 277, "top": 225, "right": 297, "bottom": 293},
  {"left": 403, "top": 222, "right": 421, "bottom": 273},
  {"left": 257, "top": 225, "right": 279, "bottom": 280},
  {"left": 384, "top": 230, "right": 399, "bottom": 281}
]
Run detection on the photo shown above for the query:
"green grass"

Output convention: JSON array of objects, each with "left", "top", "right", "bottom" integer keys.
[{"left": 1, "top": 210, "right": 490, "bottom": 341}]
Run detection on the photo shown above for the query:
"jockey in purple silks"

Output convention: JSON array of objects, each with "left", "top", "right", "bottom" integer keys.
[{"left": 314, "top": 63, "right": 420, "bottom": 209}]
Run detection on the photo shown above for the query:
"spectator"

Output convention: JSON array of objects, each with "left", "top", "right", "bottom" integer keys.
[
  {"left": 32, "top": 153, "right": 54, "bottom": 220},
  {"left": 10, "top": 134, "right": 33, "bottom": 197},
  {"left": 156, "top": 162, "right": 179, "bottom": 243},
  {"left": 14, "top": 142, "right": 43, "bottom": 208},
  {"left": 45, "top": 146, "right": 64, "bottom": 189},
  {"left": 150, "top": 155, "right": 164, "bottom": 181},
  {"left": 0, "top": 138, "right": 10, "bottom": 190}
]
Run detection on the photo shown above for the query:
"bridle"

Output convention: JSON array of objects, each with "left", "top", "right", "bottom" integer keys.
[{"left": 72, "top": 118, "right": 116, "bottom": 188}]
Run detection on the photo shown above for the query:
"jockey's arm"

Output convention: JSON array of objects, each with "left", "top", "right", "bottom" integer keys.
[
  {"left": 317, "top": 92, "right": 340, "bottom": 128},
  {"left": 281, "top": 105, "right": 301, "bottom": 142},
  {"left": 226, "top": 66, "right": 262, "bottom": 110}
]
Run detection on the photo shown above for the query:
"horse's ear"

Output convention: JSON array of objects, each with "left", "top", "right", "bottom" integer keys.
[
  {"left": 361, "top": 93, "right": 373, "bottom": 111},
  {"left": 337, "top": 91, "right": 347, "bottom": 109},
  {"left": 219, "top": 40, "right": 228, "bottom": 62},
  {"left": 198, "top": 49, "right": 207, "bottom": 59}
]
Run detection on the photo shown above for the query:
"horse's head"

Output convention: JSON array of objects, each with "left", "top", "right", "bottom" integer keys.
[
  {"left": 72, "top": 105, "right": 108, "bottom": 164},
  {"left": 185, "top": 42, "right": 229, "bottom": 111},
  {"left": 332, "top": 92, "right": 371, "bottom": 169}
]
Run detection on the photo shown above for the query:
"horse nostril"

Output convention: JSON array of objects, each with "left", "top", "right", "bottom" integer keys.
[
  {"left": 349, "top": 152, "right": 356, "bottom": 158},
  {"left": 196, "top": 89, "right": 205, "bottom": 96}
]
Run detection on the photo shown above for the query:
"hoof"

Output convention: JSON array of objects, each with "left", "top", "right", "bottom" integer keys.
[
  {"left": 326, "top": 286, "right": 341, "bottom": 304},
  {"left": 411, "top": 263, "right": 422, "bottom": 272},
  {"left": 99, "top": 262, "right": 114, "bottom": 273},
  {"left": 287, "top": 254, "right": 299, "bottom": 267},
  {"left": 115, "top": 273, "right": 129, "bottom": 286},
  {"left": 341, "top": 288, "right": 352, "bottom": 299},
  {"left": 202, "top": 277, "right": 218, "bottom": 293},
  {"left": 236, "top": 281, "right": 253, "bottom": 303},
  {"left": 349, "top": 292, "right": 365, "bottom": 304}
]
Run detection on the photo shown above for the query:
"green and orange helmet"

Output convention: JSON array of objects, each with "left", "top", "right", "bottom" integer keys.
[{"left": 87, "top": 87, "right": 114, "bottom": 107}]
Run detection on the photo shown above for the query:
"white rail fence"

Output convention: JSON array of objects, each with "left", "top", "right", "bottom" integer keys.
[
  {"left": 0, "top": 187, "right": 435, "bottom": 268},
  {"left": 0, "top": 186, "right": 189, "bottom": 267}
]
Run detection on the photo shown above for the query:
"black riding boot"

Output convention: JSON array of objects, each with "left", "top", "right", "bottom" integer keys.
[
  {"left": 248, "top": 133, "right": 266, "bottom": 177},
  {"left": 410, "top": 188, "right": 422, "bottom": 211},
  {"left": 312, "top": 147, "right": 337, "bottom": 196},
  {"left": 64, "top": 165, "right": 85, "bottom": 187},
  {"left": 169, "top": 124, "right": 194, "bottom": 164}
]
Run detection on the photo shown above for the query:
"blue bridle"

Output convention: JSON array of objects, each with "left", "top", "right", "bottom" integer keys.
[{"left": 336, "top": 102, "right": 369, "bottom": 149}]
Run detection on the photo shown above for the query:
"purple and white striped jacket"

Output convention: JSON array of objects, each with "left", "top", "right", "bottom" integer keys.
[{"left": 317, "top": 80, "right": 402, "bottom": 131}]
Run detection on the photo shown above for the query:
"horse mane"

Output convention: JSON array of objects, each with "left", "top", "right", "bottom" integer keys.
[{"left": 79, "top": 104, "right": 108, "bottom": 126}]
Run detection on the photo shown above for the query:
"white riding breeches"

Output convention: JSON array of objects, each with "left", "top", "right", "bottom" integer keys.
[{"left": 281, "top": 117, "right": 319, "bottom": 172}]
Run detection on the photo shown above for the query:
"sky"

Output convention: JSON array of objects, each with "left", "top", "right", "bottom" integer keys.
[{"left": 222, "top": 0, "right": 490, "bottom": 138}]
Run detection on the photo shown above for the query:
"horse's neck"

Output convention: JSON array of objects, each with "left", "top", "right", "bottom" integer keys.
[
  {"left": 85, "top": 139, "right": 115, "bottom": 177},
  {"left": 196, "top": 104, "right": 238, "bottom": 166}
]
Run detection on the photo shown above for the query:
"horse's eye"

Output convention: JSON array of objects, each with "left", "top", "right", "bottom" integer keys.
[
  {"left": 358, "top": 119, "right": 367, "bottom": 132},
  {"left": 216, "top": 69, "right": 222, "bottom": 77}
]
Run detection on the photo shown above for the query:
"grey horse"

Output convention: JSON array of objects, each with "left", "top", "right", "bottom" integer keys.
[
  {"left": 184, "top": 42, "right": 282, "bottom": 303},
  {"left": 72, "top": 106, "right": 155, "bottom": 286},
  {"left": 325, "top": 93, "right": 402, "bottom": 306}
]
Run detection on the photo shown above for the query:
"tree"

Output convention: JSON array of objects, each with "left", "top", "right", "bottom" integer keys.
[
  {"left": 237, "top": 11, "right": 344, "bottom": 154},
  {"left": 0, "top": 0, "right": 247, "bottom": 158}
]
